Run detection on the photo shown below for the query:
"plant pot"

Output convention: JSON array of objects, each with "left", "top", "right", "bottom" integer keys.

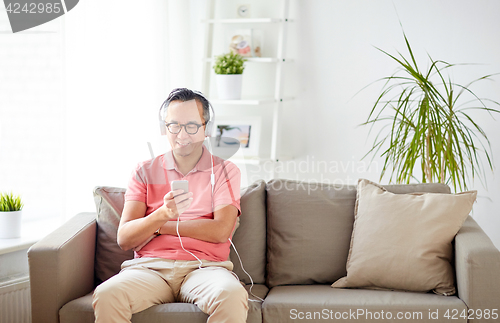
[
  {"left": 0, "top": 210, "right": 22, "bottom": 239},
  {"left": 216, "top": 74, "right": 243, "bottom": 100}
]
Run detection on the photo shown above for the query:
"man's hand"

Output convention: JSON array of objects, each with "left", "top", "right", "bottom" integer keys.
[
  {"left": 117, "top": 189, "right": 192, "bottom": 251},
  {"left": 161, "top": 189, "right": 193, "bottom": 220}
]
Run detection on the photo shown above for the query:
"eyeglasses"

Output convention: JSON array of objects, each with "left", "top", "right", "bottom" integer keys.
[{"left": 165, "top": 122, "right": 205, "bottom": 135}]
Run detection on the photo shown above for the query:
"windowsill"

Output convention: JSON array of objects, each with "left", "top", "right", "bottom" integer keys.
[{"left": 0, "top": 217, "right": 62, "bottom": 255}]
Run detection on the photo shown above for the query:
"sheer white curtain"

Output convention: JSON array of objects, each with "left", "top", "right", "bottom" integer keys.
[
  {"left": 0, "top": 15, "right": 64, "bottom": 221},
  {"left": 167, "top": 0, "right": 195, "bottom": 89}
]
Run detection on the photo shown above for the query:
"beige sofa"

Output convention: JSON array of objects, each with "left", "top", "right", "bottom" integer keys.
[{"left": 28, "top": 179, "right": 500, "bottom": 323}]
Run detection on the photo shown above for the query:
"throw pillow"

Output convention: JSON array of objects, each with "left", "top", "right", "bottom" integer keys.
[
  {"left": 332, "top": 178, "right": 477, "bottom": 295},
  {"left": 93, "top": 186, "right": 133, "bottom": 285}
]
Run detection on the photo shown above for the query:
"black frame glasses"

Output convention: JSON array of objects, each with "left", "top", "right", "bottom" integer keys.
[{"left": 165, "top": 122, "right": 206, "bottom": 135}]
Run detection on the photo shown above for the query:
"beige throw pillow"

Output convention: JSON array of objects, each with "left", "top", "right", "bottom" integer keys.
[
  {"left": 93, "top": 186, "right": 133, "bottom": 285},
  {"left": 332, "top": 179, "right": 477, "bottom": 295}
]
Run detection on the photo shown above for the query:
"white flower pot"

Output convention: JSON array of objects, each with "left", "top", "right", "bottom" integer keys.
[
  {"left": 216, "top": 74, "right": 243, "bottom": 100},
  {"left": 0, "top": 210, "right": 22, "bottom": 239}
]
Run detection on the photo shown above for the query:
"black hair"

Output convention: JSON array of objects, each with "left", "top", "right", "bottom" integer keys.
[{"left": 160, "top": 88, "right": 210, "bottom": 124}]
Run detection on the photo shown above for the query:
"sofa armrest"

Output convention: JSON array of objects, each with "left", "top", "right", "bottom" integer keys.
[
  {"left": 455, "top": 216, "right": 500, "bottom": 321},
  {"left": 28, "top": 212, "right": 97, "bottom": 323}
]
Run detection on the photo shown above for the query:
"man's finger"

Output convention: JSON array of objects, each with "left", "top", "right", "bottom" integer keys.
[
  {"left": 178, "top": 197, "right": 193, "bottom": 208},
  {"left": 164, "top": 189, "right": 186, "bottom": 201},
  {"left": 173, "top": 198, "right": 193, "bottom": 215},
  {"left": 173, "top": 192, "right": 192, "bottom": 203}
]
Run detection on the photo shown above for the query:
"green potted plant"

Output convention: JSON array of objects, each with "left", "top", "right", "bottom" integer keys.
[
  {"left": 213, "top": 52, "right": 246, "bottom": 100},
  {"left": 0, "top": 192, "right": 24, "bottom": 239},
  {"left": 362, "top": 32, "right": 500, "bottom": 192}
]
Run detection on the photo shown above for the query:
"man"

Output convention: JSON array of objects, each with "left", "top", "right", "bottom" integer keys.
[{"left": 92, "top": 88, "right": 248, "bottom": 323}]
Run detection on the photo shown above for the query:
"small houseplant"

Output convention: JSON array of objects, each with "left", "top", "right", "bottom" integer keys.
[
  {"left": 213, "top": 52, "right": 246, "bottom": 100},
  {"left": 362, "top": 32, "right": 500, "bottom": 192},
  {"left": 0, "top": 192, "right": 24, "bottom": 238}
]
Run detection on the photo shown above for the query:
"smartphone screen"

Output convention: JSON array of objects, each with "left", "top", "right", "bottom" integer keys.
[{"left": 171, "top": 180, "right": 189, "bottom": 193}]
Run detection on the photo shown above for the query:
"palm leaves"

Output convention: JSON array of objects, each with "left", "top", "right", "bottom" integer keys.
[{"left": 362, "top": 33, "right": 500, "bottom": 192}]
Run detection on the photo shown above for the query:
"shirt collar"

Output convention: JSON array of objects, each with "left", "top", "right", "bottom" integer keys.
[{"left": 164, "top": 145, "right": 212, "bottom": 173}]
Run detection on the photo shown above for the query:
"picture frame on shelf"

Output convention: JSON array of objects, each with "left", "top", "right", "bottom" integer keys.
[
  {"left": 211, "top": 116, "right": 261, "bottom": 159},
  {"left": 227, "top": 28, "right": 263, "bottom": 57}
]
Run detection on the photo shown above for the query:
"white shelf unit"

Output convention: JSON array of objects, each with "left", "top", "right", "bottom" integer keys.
[{"left": 201, "top": 0, "right": 292, "bottom": 165}]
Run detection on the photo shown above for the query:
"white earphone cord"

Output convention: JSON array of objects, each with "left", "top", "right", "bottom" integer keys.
[
  {"left": 175, "top": 137, "right": 263, "bottom": 302},
  {"left": 229, "top": 237, "right": 265, "bottom": 303}
]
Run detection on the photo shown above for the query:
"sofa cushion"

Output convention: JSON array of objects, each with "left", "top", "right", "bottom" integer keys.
[
  {"left": 60, "top": 284, "right": 268, "bottom": 323},
  {"left": 231, "top": 180, "right": 267, "bottom": 285},
  {"left": 332, "top": 179, "right": 476, "bottom": 295},
  {"left": 59, "top": 293, "right": 209, "bottom": 323},
  {"left": 266, "top": 179, "right": 358, "bottom": 287},
  {"left": 265, "top": 179, "right": 454, "bottom": 288},
  {"left": 93, "top": 186, "right": 134, "bottom": 285},
  {"left": 263, "top": 285, "right": 467, "bottom": 323}
]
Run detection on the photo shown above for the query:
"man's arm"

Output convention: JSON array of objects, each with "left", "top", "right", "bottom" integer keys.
[
  {"left": 159, "top": 204, "right": 238, "bottom": 244},
  {"left": 117, "top": 190, "right": 193, "bottom": 251}
]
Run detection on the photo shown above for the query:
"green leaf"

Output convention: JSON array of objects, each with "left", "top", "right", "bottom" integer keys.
[
  {"left": 213, "top": 52, "right": 246, "bottom": 74},
  {"left": 360, "top": 31, "right": 500, "bottom": 192},
  {"left": 0, "top": 192, "right": 24, "bottom": 211}
]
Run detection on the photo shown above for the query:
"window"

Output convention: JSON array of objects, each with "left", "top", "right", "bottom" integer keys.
[{"left": 0, "top": 12, "right": 64, "bottom": 221}]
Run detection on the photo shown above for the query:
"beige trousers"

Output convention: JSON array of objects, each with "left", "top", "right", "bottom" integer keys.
[{"left": 92, "top": 258, "right": 248, "bottom": 323}]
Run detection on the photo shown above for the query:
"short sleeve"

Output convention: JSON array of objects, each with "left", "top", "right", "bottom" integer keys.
[
  {"left": 213, "top": 161, "right": 241, "bottom": 215},
  {"left": 124, "top": 163, "right": 147, "bottom": 203}
]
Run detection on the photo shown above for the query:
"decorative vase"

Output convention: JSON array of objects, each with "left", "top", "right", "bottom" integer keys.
[
  {"left": 216, "top": 74, "right": 243, "bottom": 100},
  {"left": 0, "top": 210, "right": 22, "bottom": 239}
]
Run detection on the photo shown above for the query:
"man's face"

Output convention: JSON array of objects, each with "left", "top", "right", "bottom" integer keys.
[{"left": 164, "top": 99, "right": 206, "bottom": 159}]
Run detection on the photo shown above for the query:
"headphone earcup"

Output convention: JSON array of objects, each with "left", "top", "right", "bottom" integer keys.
[
  {"left": 205, "top": 103, "right": 215, "bottom": 137},
  {"left": 205, "top": 120, "right": 213, "bottom": 137},
  {"left": 159, "top": 100, "right": 168, "bottom": 135},
  {"left": 159, "top": 119, "right": 166, "bottom": 135}
]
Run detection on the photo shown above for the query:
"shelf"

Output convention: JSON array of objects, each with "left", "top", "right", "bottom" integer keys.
[
  {"left": 0, "top": 217, "right": 61, "bottom": 255},
  {"left": 210, "top": 97, "right": 293, "bottom": 105},
  {"left": 204, "top": 18, "right": 281, "bottom": 24},
  {"left": 229, "top": 157, "right": 266, "bottom": 165},
  {"left": 229, "top": 155, "right": 294, "bottom": 165},
  {"left": 204, "top": 57, "right": 292, "bottom": 63},
  {"left": 211, "top": 98, "right": 274, "bottom": 105}
]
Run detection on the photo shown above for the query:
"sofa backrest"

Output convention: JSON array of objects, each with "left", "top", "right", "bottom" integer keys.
[
  {"left": 92, "top": 180, "right": 451, "bottom": 289},
  {"left": 264, "top": 179, "right": 451, "bottom": 288}
]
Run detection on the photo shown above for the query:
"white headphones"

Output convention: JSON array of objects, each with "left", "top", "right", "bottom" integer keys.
[{"left": 158, "top": 88, "right": 215, "bottom": 138}]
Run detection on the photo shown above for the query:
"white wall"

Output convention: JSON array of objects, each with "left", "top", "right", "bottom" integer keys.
[{"left": 285, "top": 0, "right": 500, "bottom": 248}]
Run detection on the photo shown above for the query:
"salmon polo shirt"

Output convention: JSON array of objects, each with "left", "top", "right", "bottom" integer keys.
[{"left": 124, "top": 145, "right": 241, "bottom": 262}]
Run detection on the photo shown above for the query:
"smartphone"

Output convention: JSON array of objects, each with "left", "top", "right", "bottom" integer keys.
[{"left": 171, "top": 180, "right": 189, "bottom": 193}]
